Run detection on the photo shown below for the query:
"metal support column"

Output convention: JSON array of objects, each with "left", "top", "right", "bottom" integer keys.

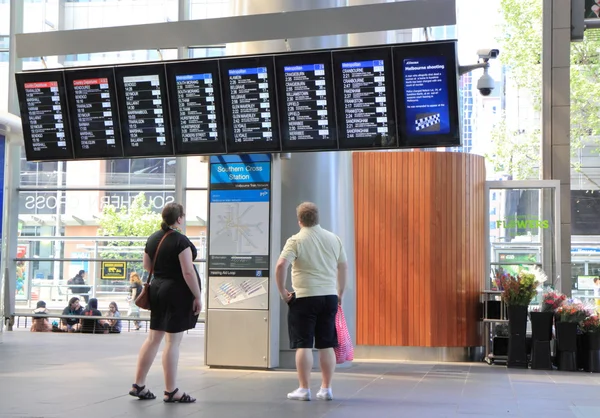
[
  {"left": 541, "top": 0, "right": 571, "bottom": 294},
  {"left": 174, "top": 0, "right": 189, "bottom": 232},
  {"left": 1, "top": 0, "right": 25, "bottom": 333}
]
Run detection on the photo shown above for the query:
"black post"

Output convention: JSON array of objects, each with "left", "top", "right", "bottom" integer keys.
[
  {"left": 507, "top": 305, "right": 528, "bottom": 368},
  {"left": 555, "top": 321, "right": 578, "bottom": 371},
  {"left": 585, "top": 332, "right": 600, "bottom": 373},
  {"left": 530, "top": 311, "right": 553, "bottom": 370}
]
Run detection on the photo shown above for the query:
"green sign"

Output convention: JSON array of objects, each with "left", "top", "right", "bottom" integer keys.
[
  {"left": 496, "top": 216, "right": 549, "bottom": 229},
  {"left": 101, "top": 261, "right": 127, "bottom": 280}
]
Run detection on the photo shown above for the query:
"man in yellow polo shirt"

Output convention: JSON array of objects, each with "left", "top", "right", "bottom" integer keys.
[{"left": 276, "top": 202, "right": 348, "bottom": 402}]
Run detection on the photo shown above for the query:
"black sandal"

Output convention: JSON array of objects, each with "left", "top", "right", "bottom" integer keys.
[
  {"left": 163, "top": 388, "right": 196, "bottom": 403},
  {"left": 129, "top": 384, "right": 156, "bottom": 400}
]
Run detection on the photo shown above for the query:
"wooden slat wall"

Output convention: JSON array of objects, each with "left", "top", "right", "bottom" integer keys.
[{"left": 353, "top": 152, "right": 485, "bottom": 347}]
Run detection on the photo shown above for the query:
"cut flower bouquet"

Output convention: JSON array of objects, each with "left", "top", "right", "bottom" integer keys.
[
  {"left": 540, "top": 289, "right": 567, "bottom": 312},
  {"left": 497, "top": 270, "right": 541, "bottom": 306}
]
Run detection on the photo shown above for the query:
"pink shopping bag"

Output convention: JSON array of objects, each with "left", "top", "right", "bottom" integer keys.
[{"left": 334, "top": 305, "right": 354, "bottom": 364}]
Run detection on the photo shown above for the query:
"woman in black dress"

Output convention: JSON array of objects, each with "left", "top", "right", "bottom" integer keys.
[{"left": 129, "top": 203, "right": 202, "bottom": 403}]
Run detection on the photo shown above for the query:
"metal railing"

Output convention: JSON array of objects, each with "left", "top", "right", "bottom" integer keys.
[
  {"left": 14, "top": 234, "right": 207, "bottom": 307},
  {"left": 11, "top": 312, "right": 205, "bottom": 333}
]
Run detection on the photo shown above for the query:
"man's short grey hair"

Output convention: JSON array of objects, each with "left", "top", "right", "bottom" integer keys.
[{"left": 297, "top": 202, "right": 319, "bottom": 227}]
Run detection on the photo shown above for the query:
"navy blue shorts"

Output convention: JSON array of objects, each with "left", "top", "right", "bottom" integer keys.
[{"left": 287, "top": 295, "right": 338, "bottom": 349}]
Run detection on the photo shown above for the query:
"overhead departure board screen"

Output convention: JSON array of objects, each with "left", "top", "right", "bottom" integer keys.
[
  {"left": 275, "top": 52, "right": 337, "bottom": 151},
  {"left": 17, "top": 40, "right": 461, "bottom": 162},
  {"left": 64, "top": 68, "right": 123, "bottom": 159},
  {"left": 220, "top": 57, "right": 281, "bottom": 153},
  {"left": 393, "top": 41, "right": 460, "bottom": 148},
  {"left": 166, "top": 60, "right": 226, "bottom": 155},
  {"left": 114, "top": 65, "right": 174, "bottom": 157},
  {"left": 16, "top": 71, "right": 74, "bottom": 161},
  {"left": 332, "top": 48, "right": 396, "bottom": 149}
]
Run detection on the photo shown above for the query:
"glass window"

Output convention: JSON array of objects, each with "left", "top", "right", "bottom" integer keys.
[
  {"left": 188, "top": 47, "right": 226, "bottom": 59},
  {"left": 185, "top": 189, "right": 208, "bottom": 258},
  {"left": 588, "top": 263, "right": 600, "bottom": 277},
  {"left": 190, "top": 0, "right": 230, "bottom": 20},
  {"left": 63, "top": 0, "right": 178, "bottom": 30},
  {"left": 186, "top": 157, "right": 209, "bottom": 189},
  {"left": 105, "top": 158, "right": 176, "bottom": 186}
]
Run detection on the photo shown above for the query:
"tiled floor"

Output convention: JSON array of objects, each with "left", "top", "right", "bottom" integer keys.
[{"left": 0, "top": 330, "right": 599, "bottom": 418}]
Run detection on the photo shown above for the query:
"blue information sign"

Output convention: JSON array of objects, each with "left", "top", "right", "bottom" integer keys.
[{"left": 208, "top": 153, "right": 271, "bottom": 272}]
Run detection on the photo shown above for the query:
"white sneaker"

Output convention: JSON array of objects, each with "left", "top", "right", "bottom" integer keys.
[
  {"left": 316, "top": 388, "right": 333, "bottom": 401},
  {"left": 287, "top": 388, "right": 311, "bottom": 401}
]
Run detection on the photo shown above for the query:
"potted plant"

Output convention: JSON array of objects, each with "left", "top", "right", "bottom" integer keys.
[
  {"left": 555, "top": 302, "right": 588, "bottom": 371},
  {"left": 581, "top": 315, "right": 600, "bottom": 373},
  {"left": 498, "top": 271, "right": 540, "bottom": 368}
]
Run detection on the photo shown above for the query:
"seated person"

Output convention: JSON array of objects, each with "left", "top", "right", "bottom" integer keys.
[
  {"left": 31, "top": 300, "right": 52, "bottom": 332},
  {"left": 61, "top": 297, "right": 84, "bottom": 332},
  {"left": 68, "top": 270, "right": 91, "bottom": 303},
  {"left": 106, "top": 301, "right": 122, "bottom": 334},
  {"left": 80, "top": 298, "right": 109, "bottom": 334}
]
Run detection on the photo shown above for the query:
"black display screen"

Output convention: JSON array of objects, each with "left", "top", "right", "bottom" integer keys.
[
  {"left": 220, "top": 57, "right": 281, "bottom": 153},
  {"left": 393, "top": 41, "right": 460, "bottom": 148},
  {"left": 114, "top": 64, "right": 174, "bottom": 157},
  {"left": 16, "top": 71, "right": 74, "bottom": 161},
  {"left": 332, "top": 48, "right": 397, "bottom": 149},
  {"left": 64, "top": 68, "right": 123, "bottom": 159},
  {"left": 275, "top": 52, "right": 337, "bottom": 151},
  {"left": 166, "top": 60, "right": 226, "bottom": 155}
]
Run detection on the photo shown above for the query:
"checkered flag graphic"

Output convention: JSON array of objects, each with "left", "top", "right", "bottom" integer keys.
[{"left": 414, "top": 113, "right": 441, "bottom": 132}]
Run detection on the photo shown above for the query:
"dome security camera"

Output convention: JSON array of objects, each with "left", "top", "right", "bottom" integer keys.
[{"left": 477, "top": 68, "right": 495, "bottom": 96}]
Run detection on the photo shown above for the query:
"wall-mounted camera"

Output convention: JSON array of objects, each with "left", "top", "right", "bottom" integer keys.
[
  {"left": 459, "top": 48, "right": 500, "bottom": 96},
  {"left": 477, "top": 48, "right": 500, "bottom": 62}
]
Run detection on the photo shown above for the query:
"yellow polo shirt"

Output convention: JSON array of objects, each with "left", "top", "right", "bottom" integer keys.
[{"left": 280, "top": 225, "right": 347, "bottom": 298}]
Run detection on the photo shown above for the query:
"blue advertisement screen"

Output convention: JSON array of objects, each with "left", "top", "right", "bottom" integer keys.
[{"left": 403, "top": 56, "right": 451, "bottom": 136}]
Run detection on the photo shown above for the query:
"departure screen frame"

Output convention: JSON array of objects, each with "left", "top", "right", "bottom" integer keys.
[
  {"left": 166, "top": 59, "right": 227, "bottom": 155},
  {"left": 274, "top": 51, "right": 338, "bottom": 152},
  {"left": 16, "top": 70, "right": 75, "bottom": 162},
  {"left": 114, "top": 63, "right": 175, "bottom": 158},
  {"left": 64, "top": 67, "right": 124, "bottom": 160},
  {"left": 219, "top": 56, "right": 282, "bottom": 154},
  {"left": 332, "top": 47, "right": 397, "bottom": 150},
  {"left": 393, "top": 41, "right": 461, "bottom": 148}
]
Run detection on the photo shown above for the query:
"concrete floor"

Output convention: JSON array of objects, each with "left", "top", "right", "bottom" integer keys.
[{"left": 0, "top": 329, "right": 600, "bottom": 418}]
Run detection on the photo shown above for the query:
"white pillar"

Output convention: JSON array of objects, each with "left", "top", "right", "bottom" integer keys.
[{"left": 542, "top": 0, "right": 571, "bottom": 294}]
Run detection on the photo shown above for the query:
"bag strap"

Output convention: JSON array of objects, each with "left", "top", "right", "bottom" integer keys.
[{"left": 148, "top": 230, "right": 174, "bottom": 284}]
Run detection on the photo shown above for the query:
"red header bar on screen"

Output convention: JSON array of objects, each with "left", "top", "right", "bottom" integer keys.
[
  {"left": 24, "top": 81, "right": 58, "bottom": 89},
  {"left": 73, "top": 78, "right": 109, "bottom": 86}
]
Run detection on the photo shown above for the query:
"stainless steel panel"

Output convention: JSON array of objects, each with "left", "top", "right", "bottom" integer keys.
[{"left": 206, "top": 309, "right": 269, "bottom": 368}]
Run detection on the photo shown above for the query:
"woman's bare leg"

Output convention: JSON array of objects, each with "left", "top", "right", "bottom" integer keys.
[
  {"left": 162, "top": 331, "right": 185, "bottom": 398},
  {"left": 134, "top": 329, "right": 165, "bottom": 389}
]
